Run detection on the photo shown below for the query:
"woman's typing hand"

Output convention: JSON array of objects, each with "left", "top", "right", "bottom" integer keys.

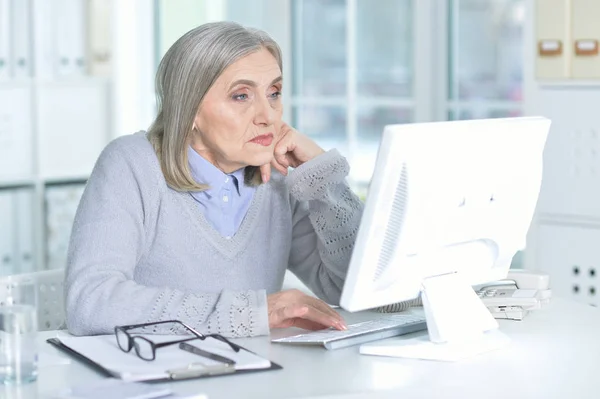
[
  {"left": 259, "top": 123, "right": 325, "bottom": 183},
  {"left": 267, "top": 289, "right": 347, "bottom": 331}
]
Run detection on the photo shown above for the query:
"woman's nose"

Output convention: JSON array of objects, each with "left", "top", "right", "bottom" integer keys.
[{"left": 253, "top": 96, "right": 277, "bottom": 126}]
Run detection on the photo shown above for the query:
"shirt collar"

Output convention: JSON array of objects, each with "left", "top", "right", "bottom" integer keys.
[
  {"left": 187, "top": 146, "right": 246, "bottom": 197},
  {"left": 230, "top": 167, "right": 248, "bottom": 196}
]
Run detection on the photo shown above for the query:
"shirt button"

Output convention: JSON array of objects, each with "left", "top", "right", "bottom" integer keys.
[
  {"left": 225, "top": 236, "right": 231, "bottom": 240},
  {"left": 225, "top": 177, "right": 229, "bottom": 183},
  {"left": 222, "top": 195, "right": 229, "bottom": 202}
]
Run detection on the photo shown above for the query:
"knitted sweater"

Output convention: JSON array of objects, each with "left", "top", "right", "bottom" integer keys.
[{"left": 65, "top": 132, "right": 363, "bottom": 337}]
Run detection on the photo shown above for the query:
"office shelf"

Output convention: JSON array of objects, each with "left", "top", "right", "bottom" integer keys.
[
  {"left": 0, "top": 0, "right": 112, "bottom": 275},
  {"left": 0, "top": 179, "right": 36, "bottom": 190}
]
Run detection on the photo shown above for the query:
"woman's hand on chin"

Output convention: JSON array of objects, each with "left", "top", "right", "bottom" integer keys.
[
  {"left": 267, "top": 289, "right": 347, "bottom": 331},
  {"left": 259, "top": 123, "right": 325, "bottom": 183}
]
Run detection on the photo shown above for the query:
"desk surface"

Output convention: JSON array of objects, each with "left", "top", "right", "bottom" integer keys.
[{"left": 7, "top": 298, "right": 600, "bottom": 399}]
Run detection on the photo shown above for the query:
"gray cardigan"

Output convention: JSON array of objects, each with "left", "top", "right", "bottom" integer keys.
[{"left": 65, "top": 132, "right": 363, "bottom": 337}]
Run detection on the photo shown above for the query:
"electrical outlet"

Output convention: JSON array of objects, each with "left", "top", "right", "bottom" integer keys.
[
  {"left": 571, "top": 264, "right": 598, "bottom": 307},
  {"left": 537, "top": 224, "right": 600, "bottom": 307}
]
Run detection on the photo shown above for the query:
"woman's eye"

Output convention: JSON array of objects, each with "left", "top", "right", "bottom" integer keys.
[{"left": 232, "top": 93, "right": 248, "bottom": 101}]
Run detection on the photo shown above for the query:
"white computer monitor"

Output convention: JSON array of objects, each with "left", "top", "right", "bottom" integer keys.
[{"left": 340, "top": 117, "right": 550, "bottom": 356}]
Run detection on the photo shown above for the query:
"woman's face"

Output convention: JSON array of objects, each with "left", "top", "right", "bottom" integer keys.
[{"left": 192, "top": 48, "right": 283, "bottom": 173}]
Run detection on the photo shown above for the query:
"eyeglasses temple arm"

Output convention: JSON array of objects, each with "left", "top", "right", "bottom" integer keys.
[
  {"left": 153, "top": 337, "right": 198, "bottom": 349},
  {"left": 178, "top": 322, "right": 241, "bottom": 353}
]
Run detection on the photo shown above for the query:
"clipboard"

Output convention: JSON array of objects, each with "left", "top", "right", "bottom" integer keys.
[{"left": 47, "top": 337, "right": 282, "bottom": 382}]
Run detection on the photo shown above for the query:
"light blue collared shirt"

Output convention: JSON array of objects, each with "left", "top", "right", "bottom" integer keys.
[{"left": 187, "top": 147, "right": 256, "bottom": 238}]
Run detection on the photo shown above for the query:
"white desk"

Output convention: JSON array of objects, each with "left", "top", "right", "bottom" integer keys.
[{"left": 5, "top": 298, "right": 600, "bottom": 399}]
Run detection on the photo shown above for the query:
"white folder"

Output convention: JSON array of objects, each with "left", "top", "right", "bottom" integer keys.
[
  {"left": 0, "top": 190, "right": 16, "bottom": 276},
  {"left": 10, "top": 0, "right": 32, "bottom": 78},
  {"left": 0, "top": 0, "right": 11, "bottom": 80},
  {"left": 31, "top": 0, "right": 57, "bottom": 79},
  {"left": 15, "top": 188, "right": 35, "bottom": 274},
  {"left": 55, "top": 0, "right": 86, "bottom": 76}
]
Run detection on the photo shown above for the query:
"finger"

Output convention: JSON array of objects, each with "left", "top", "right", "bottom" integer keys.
[
  {"left": 273, "top": 303, "right": 344, "bottom": 331},
  {"left": 275, "top": 153, "right": 290, "bottom": 168},
  {"left": 274, "top": 139, "right": 295, "bottom": 158},
  {"left": 290, "top": 318, "right": 330, "bottom": 331},
  {"left": 259, "top": 163, "right": 271, "bottom": 183},
  {"left": 300, "top": 297, "right": 347, "bottom": 330},
  {"left": 275, "top": 158, "right": 291, "bottom": 173},
  {"left": 293, "top": 304, "right": 342, "bottom": 330},
  {"left": 273, "top": 129, "right": 293, "bottom": 158},
  {"left": 283, "top": 289, "right": 342, "bottom": 322},
  {"left": 270, "top": 158, "right": 288, "bottom": 176}
]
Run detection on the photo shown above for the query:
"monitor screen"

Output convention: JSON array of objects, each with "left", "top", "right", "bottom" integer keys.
[{"left": 341, "top": 117, "right": 550, "bottom": 312}]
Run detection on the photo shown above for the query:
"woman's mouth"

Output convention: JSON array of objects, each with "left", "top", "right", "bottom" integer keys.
[{"left": 249, "top": 134, "right": 274, "bottom": 146}]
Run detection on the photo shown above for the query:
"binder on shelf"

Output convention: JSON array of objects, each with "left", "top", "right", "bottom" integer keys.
[
  {"left": 535, "top": 0, "right": 570, "bottom": 79},
  {"left": 55, "top": 0, "right": 86, "bottom": 76},
  {"left": 0, "top": 0, "right": 11, "bottom": 80},
  {"left": 0, "top": 87, "right": 34, "bottom": 180},
  {"left": 45, "top": 184, "right": 85, "bottom": 270},
  {"left": 0, "top": 191, "right": 16, "bottom": 276},
  {"left": 38, "top": 81, "right": 109, "bottom": 177},
  {"left": 10, "top": 0, "right": 32, "bottom": 78},
  {"left": 47, "top": 334, "right": 282, "bottom": 382},
  {"left": 87, "top": 0, "right": 111, "bottom": 76},
  {"left": 571, "top": 0, "right": 600, "bottom": 79},
  {"left": 15, "top": 188, "right": 35, "bottom": 274},
  {"left": 31, "top": 0, "right": 56, "bottom": 79}
]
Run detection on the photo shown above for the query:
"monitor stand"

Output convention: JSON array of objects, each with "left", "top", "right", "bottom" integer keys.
[{"left": 360, "top": 272, "right": 510, "bottom": 361}]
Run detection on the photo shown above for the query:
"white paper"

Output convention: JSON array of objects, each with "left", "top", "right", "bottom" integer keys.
[
  {"left": 52, "top": 379, "right": 172, "bottom": 399},
  {"left": 57, "top": 334, "right": 271, "bottom": 381},
  {"left": 359, "top": 330, "right": 510, "bottom": 362}
]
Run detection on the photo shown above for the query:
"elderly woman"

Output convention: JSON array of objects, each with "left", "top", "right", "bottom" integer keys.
[{"left": 65, "top": 21, "right": 363, "bottom": 338}]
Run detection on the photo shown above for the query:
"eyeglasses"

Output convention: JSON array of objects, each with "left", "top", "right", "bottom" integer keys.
[{"left": 114, "top": 319, "right": 240, "bottom": 361}]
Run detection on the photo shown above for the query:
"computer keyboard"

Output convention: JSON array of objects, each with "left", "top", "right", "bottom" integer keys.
[{"left": 271, "top": 313, "right": 427, "bottom": 350}]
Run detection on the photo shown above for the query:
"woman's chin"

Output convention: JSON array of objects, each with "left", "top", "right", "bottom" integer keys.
[{"left": 244, "top": 151, "right": 275, "bottom": 167}]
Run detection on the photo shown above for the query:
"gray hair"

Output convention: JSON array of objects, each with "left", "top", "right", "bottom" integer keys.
[{"left": 147, "top": 21, "right": 283, "bottom": 191}]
